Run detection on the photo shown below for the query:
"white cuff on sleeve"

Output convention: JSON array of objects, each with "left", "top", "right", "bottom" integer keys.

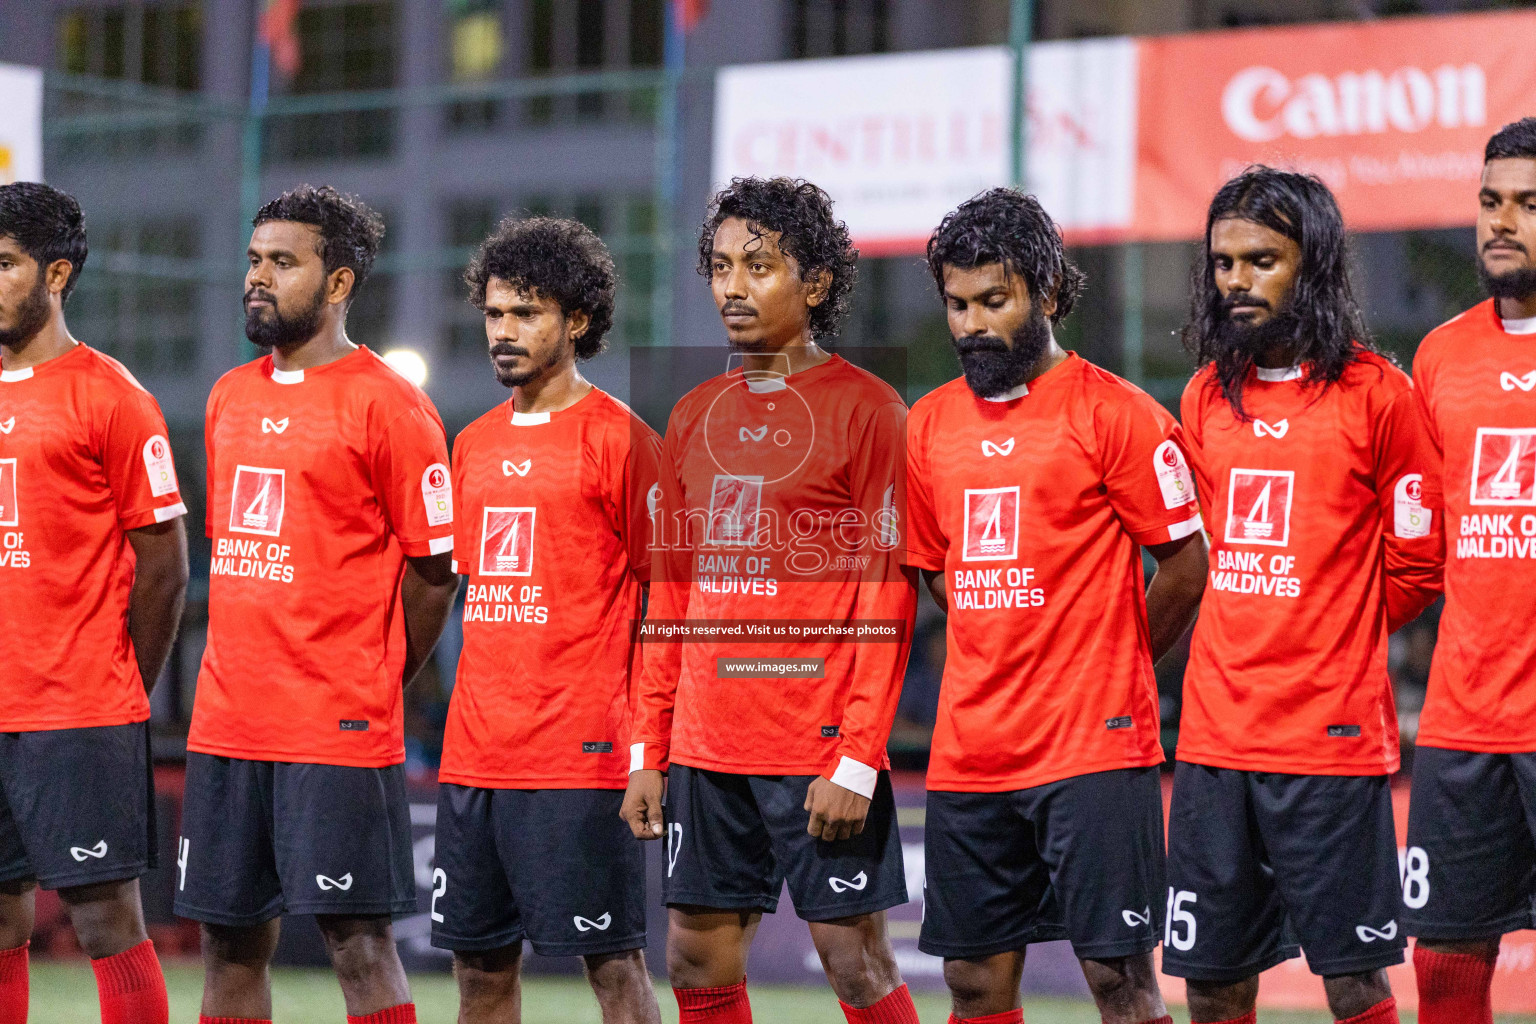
[
  {"left": 153, "top": 502, "right": 188, "bottom": 523},
  {"left": 428, "top": 535, "right": 454, "bottom": 555},
  {"left": 1166, "top": 512, "right": 1204, "bottom": 541},
  {"left": 828, "top": 756, "right": 879, "bottom": 799},
  {"left": 630, "top": 742, "right": 646, "bottom": 774}
]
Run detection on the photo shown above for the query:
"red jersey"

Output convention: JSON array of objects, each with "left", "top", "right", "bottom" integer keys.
[
  {"left": 1178, "top": 353, "right": 1440, "bottom": 776},
  {"left": 0, "top": 344, "right": 186, "bottom": 731},
  {"left": 191, "top": 348, "right": 454, "bottom": 767},
  {"left": 441, "top": 388, "right": 661, "bottom": 789},
  {"left": 1414, "top": 299, "right": 1536, "bottom": 752},
  {"left": 632, "top": 355, "right": 915, "bottom": 796},
  {"left": 904, "top": 354, "right": 1202, "bottom": 793}
]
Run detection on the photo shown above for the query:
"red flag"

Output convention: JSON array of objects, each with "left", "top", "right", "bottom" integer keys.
[
  {"left": 260, "top": 0, "right": 302, "bottom": 77},
  {"left": 672, "top": 0, "right": 709, "bottom": 32}
]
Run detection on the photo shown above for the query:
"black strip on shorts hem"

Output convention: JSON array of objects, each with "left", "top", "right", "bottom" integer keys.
[
  {"left": 173, "top": 901, "right": 284, "bottom": 928},
  {"left": 527, "top": 934, "right": 647, "bottom": 958},
  {"left": 283, "top": 899, "right": 420, "bottom": 918},
  {"left": 794, "top": 889, "right": 910, "bottom": 923},
  {"left": 1405, "top": 913, "right": 1534, "bottom": 940},
  {"left": 1306, "top": 948, "right": 1406, "bottom": 977},
  {"left": 36, "top": 863, "right": 148, "bottom": 892},
  {"left": 664, "top": 891, "right": 779, "bottom": 914},
  {"left": 429, "top": 930, "right": 525, "bottom": 953},
  {"left": 919, "top": 929, "right": 1069, "bottom": 959},
  {"left": 1160, "top": 946, "right": 1299, "bottom": 983},
  {"left": 1069, "top": 936, "right": 1160, "bottom": 960}
]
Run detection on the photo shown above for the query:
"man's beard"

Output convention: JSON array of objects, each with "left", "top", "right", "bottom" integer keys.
[
  {"left": 491, "top": 342, "right": 562, "bottom": 388},
  {"left": 1478, "top": 253, "right": 1536, "bottom": 303},
  {"left": 245, "top": 283, "right": 326, "bottom": 349},
  {"left": 1209, "top": 295, "right": 1303, "bottom": 404},
  {"left": 0, "top": 271, "right": 52, "bottom": 349},
  {"left": 954, "top": 309, "right": 1051, "bottom": 399}
]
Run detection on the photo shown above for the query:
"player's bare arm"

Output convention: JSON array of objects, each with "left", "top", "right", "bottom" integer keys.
[
  {"left": 621, "top": 769, "right": 666, "bottom": 839},
  {"left": 1143, "top": 531, "right": 1207, "bottom": 663},
  {"left": 125, "top": 517, "right": 190, "bottom": 694},
  {"left": 401, "top": 552, "right": 458, "bottom": 686},
  {"left": 921, "top": 568, "right": 946, "bottom": 611}
]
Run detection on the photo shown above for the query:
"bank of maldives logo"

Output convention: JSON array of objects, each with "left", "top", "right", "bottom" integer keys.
[
  {"left": 229, "top": 466, "right": 286, "bottom": 537},
  {"left": 480, "top": 507, "right": 535, "bottom": 576},
  {"left": 1470, "top": 428, "right": 1536, "bottom": 505},
  {"left": 962, "top": 486, "right": 1019, "bottom": 562},
  {"left": 1224, "top": 468, "right": 1294, "bottom": 547},
  {"left": 0, "top": 458, "right": 15, "bottom": 527},
  {"left": 707, "top": 474, "right": 763, "bottom": 546}
]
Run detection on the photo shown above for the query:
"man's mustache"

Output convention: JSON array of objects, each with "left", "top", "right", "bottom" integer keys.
[
  {"left": 1220, "top": 292, "right": 1270, "bottom": 314},
  {"left": 490, "top": 344, "right": 529, "bottom": 358},
  {"left": 955, "top": 334, "right": 1009, "bottom": 354},
  {"left": 244, "top": 290, "right": 277, "bottom": 306},
  {"left": 1484, "top": 239, "right": 1529, "bottom": 255},
  {"left": 720, "top": 302, "right": 756, "bottom": 317}
]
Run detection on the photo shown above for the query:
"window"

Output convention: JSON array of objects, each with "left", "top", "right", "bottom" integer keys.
[
  {"left": 521, "top": 0, "right": 664, "bottom": 127},
  {"left": 444, "top": 198, "right": 501, "bottom": 355},
  {"left": 70, "top": 219, "right": 201, "bottom": 375},
  {"left": 265, "top": 1, "right": 398, "bottom": 162},
  {"left": 789, "top": 0, "right": 891, "bottom": 58}
]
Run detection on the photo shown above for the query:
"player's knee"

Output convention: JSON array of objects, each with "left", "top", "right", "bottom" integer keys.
[
  {"left": 455, "top": 948, "right": 521, "bottom": 1005},
  {"left": 57, "top": 879, "right": 148, "bottom": 959},
  {"left": 0, "top": 880, "right": 36, "bottom": 950},
  {"left": 817, "top": 936, "right": 899, "bottom": 1005},
  {"left": 942, "top": 958, "right": 1011, "bottom": 1012},
  {"left": 584, "top": 948, "right": 649, "bottom": 994},
  {"left": 317, "top": 916, "right": 398, "bottom": 982},
  {"left": 202, "top": 921, "right": 280, "bottom": 970},
  {"left": 1081, "top": 953, "right": 1159, "bottom": 1006},
  {"left": 1185, "top": 977, "right": 1258, "bottom": 1020}
]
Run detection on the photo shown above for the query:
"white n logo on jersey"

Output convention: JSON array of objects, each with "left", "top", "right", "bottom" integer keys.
[
  {"left": 502, "top": 459, "right": 531, "bottom": 477},
  {"left": 980, "top": 437, "right": 1015, "bottom": 457},
  {"left": 1500, "top": 371, "right": 1536, "bottom": 392},
  {"left": 0, "top": 417, "right": 13, "bottom": 434},
  {"left": 738, "top": 425, "right": 768, "bottom": 442},
  {"left": 229, "top": 466, "right": 286, "bottom": 537},
  {"left": 261, "top": 417, "right": 289, "bottom": 434},
  {"left": 1253, "top": 418, "right": 1289, "bottom": 438}
]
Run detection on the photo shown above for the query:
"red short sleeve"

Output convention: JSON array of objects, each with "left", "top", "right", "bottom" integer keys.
[
  {"left": 902, "top": 413, "right": 947, "bottom": 571},
  {"left": 102, "top": 390, "right": 187, "bottom": 530},
  {"left": 374, "top": 404, "right": 455, "bottom": 558},
  {"left": 1099, "top": 394, "right": 1202, "bottom": 546},
  {"left": 612, "top": 426, "right": 663, "bottom": 585}
]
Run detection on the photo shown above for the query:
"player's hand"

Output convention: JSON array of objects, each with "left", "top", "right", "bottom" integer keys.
[
  {"left": 804, "top": 776, "right": 871, "bottom": 842},
  {"left": 621, "top": 769, "right": 667, "bottom": 840}
]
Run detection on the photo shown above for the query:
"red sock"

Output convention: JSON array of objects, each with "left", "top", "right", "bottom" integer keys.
[
  {"left": 947, "top": 1010, "right": 1023, "bottom": 1024},
  {"left": 346, "top": 1006, "right": 417, "bottom": 1024},
  {"left": 675, "top": 979, "right": 753, "bottom": 1022},
  {"left": 91, "top": 939, "right": 168, "bottom": 1024},
  {"left": 1128, "top": 1017, "right": 1173, "bottom": 1024},
  {"left": 1338, "top": 996, "right": 1399, "bottom": 1024},
  {"left": 199, "top": 1018, "right": 273, "bottom": 1024},
  {"left": 0, "top": 942, "right": 26, "bottom": 1024},
  {"left": 842, "top": 984, "right": 920, "bottom": 1023},
  {"left": 1197, "top": 1013, "right": 1254, "bottom": 1024},
  {"left": 1415, "top": 945, "right": 1496, "bottom": 1024}
]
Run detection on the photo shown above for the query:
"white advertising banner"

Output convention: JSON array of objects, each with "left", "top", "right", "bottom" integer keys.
[
  {"left": 0, "top": 64, "right": 42, "bottom": 185},
  {"left": 711, "top": 42, "right": 1138, "bottom": 252}
]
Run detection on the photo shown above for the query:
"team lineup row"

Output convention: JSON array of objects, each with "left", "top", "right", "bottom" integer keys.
[{"left": 2, "top": 116, "right": 1536, "bottom": 1024}]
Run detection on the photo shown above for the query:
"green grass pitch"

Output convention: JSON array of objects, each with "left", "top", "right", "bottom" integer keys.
[{"left": 28, "top": 959, "right": 1509, "bottom": 1023}]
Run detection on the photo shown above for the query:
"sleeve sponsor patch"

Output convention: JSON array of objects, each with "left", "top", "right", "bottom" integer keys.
[
  {"left": 422, "top": 462, "right": 453, "bottom": 527},
  {"left": 1153, "top": 439, "right": 1196, "bottom": 510},
  {"left": 142, "top": 435, "right": 179, "bottom": 497},
  {"left": 1394, "top": 473, "right": 1431, "bottom": 539}
]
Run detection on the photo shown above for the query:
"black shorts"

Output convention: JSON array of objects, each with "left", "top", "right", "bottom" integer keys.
[
  {"left": 430, "top": 786, "right": 645, "bottom": 957},
  {"left": 662, "top": 765, "right": 907, "bottom": 922},
  {"left": 919, "top": 767, "right": 1165, "bottom": 961},
  {"left": 1161, "top": 763, "right": 1405, "bottom": 981},
  {"left": 1404, "top": 747, "right": 1536, "bottom": 940},
  {"left": 0, "top": 722, "right": 155, "bottom": 890},
  {"left": 174, "top": 753, "right": 416, "bottom": 927}
]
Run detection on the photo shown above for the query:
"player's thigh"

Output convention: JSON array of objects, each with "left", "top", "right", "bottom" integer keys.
[
  {"left": 1162, "top": 763, "right": 1294, "bottom": 982},
  {"left": 271, "top": 761, "right": 416, "bottom": 918},
  {"left": 919, "top": 788, "right": 1055, "bottom": 959},
  {"left": 0, "top": 735, "right": 34, "bottom": 890},
  {"left": 753, "top": 771, "right": 907, "bottom": 923},
  {"left": 1, "top": 723, "right": 153, "bottom": 892},
  {"left": 662, "top": 766, "right": 780, "bottom": 913},
  {"left": 497, "top": 788, "right": 646, "bottom": 958},
  {"left": 174, "top": 753, "right": 283, "bottom": 927},
  {"left": 1034, "top": 766, "right": 1166, "bottom": 963},
  {"left": 1255, "top": 772, "right": 1405, "bottom": 975},
  {"left": 1404, "top": 747, "right": 1536, "bottom": 939},
  {"left": 429, "top": 784, "right": 522, "bottom": 953}
]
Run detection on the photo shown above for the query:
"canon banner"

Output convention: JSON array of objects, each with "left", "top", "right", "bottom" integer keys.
[
  {"left": 0, "top": 64, "right": 42, "bottom": 185},
  {"left": 712, "top": 9, "right": 1536, "bottom": 250}
]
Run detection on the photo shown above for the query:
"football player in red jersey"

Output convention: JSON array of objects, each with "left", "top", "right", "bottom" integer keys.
[
  {"left": 622, "top": 178, "right": 921, "bottom": 1024},
  {"left": 176, "top": 187, "right": 460, "bottom": 1024},
  {"left": 1167, "top": 168, "right": 1441, "bottom": 1024},
  {"left": 433, "top": 216, "right": 661, "bottom": 1024},
  {"left": 906, "top": 189, "right": 1207, "bottom": 1024},
  {"left": 0, "top": 183, "right": 185, "bottom": 1024},
  {"left": 1406, "top": 117, "right": 1536, "bottom": 1024}
]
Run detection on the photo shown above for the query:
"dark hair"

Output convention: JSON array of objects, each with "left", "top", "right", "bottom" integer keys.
[
  {"left": 253, "top": 184, "right": 384, "bottom": 300},
  {"left": 1486, "top": 117, "right": 1536, "bottom": 161},
  {"left": 464, "top": 215, "right": 617, "bottom": 359},
  {"left": 925, "top": 188, "right": 1083, "bottom": 325},
  {"left": 0, "top": 182, "right": 88, "bottom": 301},
  {"left": 697, "top": 177, "right": 857, "bottom": 340},
  {"left": 1183, "top": 166, "right": 1374, "bottom": 419}
]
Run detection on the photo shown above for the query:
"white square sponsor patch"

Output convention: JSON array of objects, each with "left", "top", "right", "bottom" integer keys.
[
  {"left": 962, "top": 486, "right": 1019, "bottom": 562},
  {"left": 1394, "top": 474, "right": 1431, "bottom": 539},
  {"left": 142, "top": 434, "right": 178, "bottom": 497},
  {"left": 229, "top": 465, "right": 285, "bottom": 537},
  {"left": 422, "top": 462, "right": 453, "bottom": 527},
  {"left": 480, "top": 506, "right": 535, "bottom": 577},
  {"left": 1470, "top": 428, "right": 1536, "bottom": 506},
  {"left": 1224, "top": 468, "right": 1293, "bottom": 548},
  {"left": 1153, "top": 440, "right": 1196, "bottom": 510},
  {"left": 0, "top": 458, "right": 16, "bottom": 528},
  {"left": 706, "top": 474, "right": 763, "bottom": 546}
]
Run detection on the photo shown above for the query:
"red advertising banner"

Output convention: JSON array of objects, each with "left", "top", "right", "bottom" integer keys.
[{"left": 1134, "top": 9, "right": 1536, "bottom": 241}]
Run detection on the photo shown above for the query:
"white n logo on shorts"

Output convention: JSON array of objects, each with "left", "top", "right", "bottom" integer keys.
[
  {"left": 828, "top": 871, "right": 868, "bottom": 893},
  {"left": 574, "top": 913, "right": 612, "bottom": 932},
  {"left": 666, "top": 823, "right": 683, "bottom": 878},
  {"left": 316, "top": 873, "right": 354, "bottom": 891},
  {"left": 69, "top": 840, "right": 108, "bottom": 862},
  {"left": 178, "top": 837, "right": 190, "bottom": 891},
  {"left": 1355, "top": 920, "right": 1398, "bottom": 943},
  {"left": 1122, "top": 906, "right": 1151, "bottom": 927}
]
